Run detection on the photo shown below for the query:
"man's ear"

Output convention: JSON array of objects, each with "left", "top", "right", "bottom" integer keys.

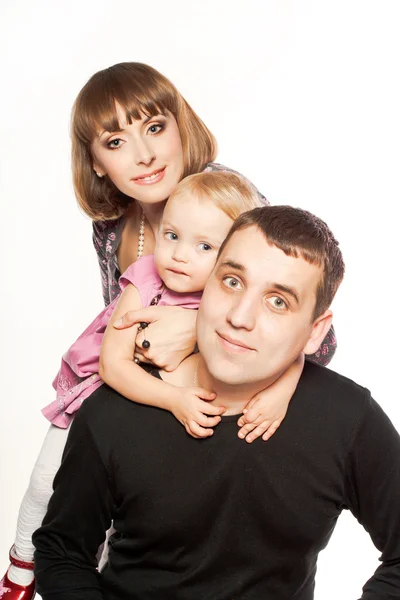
[{"left": 302, "top": 310, "right": 333, "bottom": 356}]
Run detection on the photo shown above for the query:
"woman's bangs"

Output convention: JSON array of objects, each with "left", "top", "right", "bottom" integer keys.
[{"left": 75, "top": 75, "right": 178, "bottom": 144}]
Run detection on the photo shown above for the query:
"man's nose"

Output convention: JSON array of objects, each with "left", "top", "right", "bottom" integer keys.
[{"left": 226, "top": 293, "right": 257, "bottom": 331}]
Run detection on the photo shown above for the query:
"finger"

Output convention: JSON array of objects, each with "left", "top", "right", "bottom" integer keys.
[
  {"left": 135, "top": 330, "right": 146, "bottom": 349},
  {"left": 185, "top": 427, "right": 202, "bottom": 439},
  {"left": 237, "top": 422, "right": 258, "bottom": 440},
  {"left": 262, "top": 419, "right": 282, "bottom": 442},
  {"left": 163, "top": 360, "right": 181, "bottom": 373},
  {"left": 194, "top": 388, "right": 217, "bottom": 401},
  {"left": 113, "top": 307, "right": 160, "bottom": 329},
  {"left": 187, "top": 421, "right": 214, "bottom": 439},
  {"left": 133, "top": 353, "right": 152, "bottom": 365},
  {"left": 237, "top": 411, "right": 262, "bottom": 427},
  {"left": 245, "top": 421, "right": 272, "bottom": 444},
  {"left": 196, "top": 402, "right": 226, "bottom": 416},
  {"left": 242, "top": 396, "right": 258, "bottom": 414},
  {"left": 245, "top": 406, "right": 263, "bottom": 423},
  {"left": 195, "top": 414, "right": 222, "bottom": 428}
]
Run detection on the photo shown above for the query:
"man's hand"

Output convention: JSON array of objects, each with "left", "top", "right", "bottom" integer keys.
[{"left": 114, "top": 306, "right": 197, "bottom": 371}]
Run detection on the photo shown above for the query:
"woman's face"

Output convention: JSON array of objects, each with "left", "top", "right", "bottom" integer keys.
[{"left": 91, "top": 104, "right": 184, "bottom": 205}]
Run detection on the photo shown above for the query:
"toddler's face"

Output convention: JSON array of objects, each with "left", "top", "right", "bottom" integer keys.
[{"left": 154, "top": 192, "right": 233, "bottom": 293}]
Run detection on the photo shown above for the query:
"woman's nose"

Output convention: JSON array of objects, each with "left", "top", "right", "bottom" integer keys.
[{"left": 134, "top": 138, "right": 156, "bottom": 166}]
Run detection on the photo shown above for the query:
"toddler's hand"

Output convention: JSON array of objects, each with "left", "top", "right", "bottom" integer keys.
[
  {"left": 237, "top": 354, "right": 304, "bottom": 443},
  {"left": 171, "top": 388, "right": 225, "bottom": 439},
  {"left": 237, "top": 394, "right": 286, "bottom": 444}
]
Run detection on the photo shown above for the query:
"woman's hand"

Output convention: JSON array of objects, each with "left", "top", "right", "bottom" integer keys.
[{"left": 113, "top": 306, "right": 198, "bottom": 371}]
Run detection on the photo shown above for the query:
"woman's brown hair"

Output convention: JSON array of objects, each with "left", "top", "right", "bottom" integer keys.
[{"left": 71, "top": 63, "right": 217, "bottom": 221}]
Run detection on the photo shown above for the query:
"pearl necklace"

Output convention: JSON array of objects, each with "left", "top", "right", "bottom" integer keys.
[{"left": 137, "top": 208, "right": 145, "bottom": 259}]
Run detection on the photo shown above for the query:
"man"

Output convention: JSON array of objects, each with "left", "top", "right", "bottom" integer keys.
[{"left": 33, "top": 206, "right": 400, "bottom": 599}]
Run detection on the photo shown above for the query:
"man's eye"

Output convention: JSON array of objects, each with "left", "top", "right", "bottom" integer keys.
[
  {"left": 222, "top": 276, "right": 242, "bottom": 290},
  {"left": 267, "top": 296, "right": 287, "bottom": 310},
  {"left": 165, "top": 232, "right": 178, "bottom": 241},
  {"left": 198, "top": 243, "right": 212, "bottom": 252},
  {"left": 106, "top": 138, "right": 124, "bottom": 149}
]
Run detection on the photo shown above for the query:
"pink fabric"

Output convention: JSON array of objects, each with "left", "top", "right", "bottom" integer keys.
[{"left": 42, "top": 255, "right": 202, "bottom": 428}]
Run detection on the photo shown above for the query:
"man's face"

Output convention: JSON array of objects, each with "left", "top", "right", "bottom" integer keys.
[{"left": 197, "top": 226, "right": 328, "bottom": 388}]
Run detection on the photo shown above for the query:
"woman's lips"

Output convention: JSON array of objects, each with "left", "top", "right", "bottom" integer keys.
[{"left": 132, "top": 167, "right": 166, "bottom": 185}]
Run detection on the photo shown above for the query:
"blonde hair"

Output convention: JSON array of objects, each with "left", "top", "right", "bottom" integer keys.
[
  {"left": 169, "top": 171, "right": 262, "bottom": 220},
  {"left": 71, "top": 62, "right": 217, "bottom": 221}
]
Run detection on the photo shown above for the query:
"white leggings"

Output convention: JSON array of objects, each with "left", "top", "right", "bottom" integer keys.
[
  {"left": 14, "top": 424, "right": 70, "bottom": 562},
  {"left": 14, "top": 423, "right": 112, "bottom": 569}
]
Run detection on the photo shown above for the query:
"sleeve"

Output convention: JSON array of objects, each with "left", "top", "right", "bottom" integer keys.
[
  {"left": 344, "top": 392, "right": 400, "bottom": 599},
  {"left": 92, "top": 221, "right": 112, "bottom": 307},
  {"left": 306, "top": 324, "right": 337, "bottom": 366},
  {"left": 33, "top": 408, "right": 114, "bottom": 600}
]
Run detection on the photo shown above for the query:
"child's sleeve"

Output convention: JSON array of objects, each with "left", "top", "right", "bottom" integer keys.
[{"left": 306, "top": 324, "right": 337, "bottom": 367}]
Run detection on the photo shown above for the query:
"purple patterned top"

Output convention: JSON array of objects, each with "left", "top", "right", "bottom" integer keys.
[{"left": 92, "top": 162, "right": 336, "bottom": 366}]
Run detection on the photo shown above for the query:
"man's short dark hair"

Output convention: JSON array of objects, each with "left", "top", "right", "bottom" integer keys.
[{"left": 218, "top": 205, "right": 345, "bottom": 320}]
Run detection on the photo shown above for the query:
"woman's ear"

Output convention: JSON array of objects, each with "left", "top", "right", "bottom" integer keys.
[
  {"left": 302, "top": 310, "right": 333, "bottom": 356},
  {"left": 93, "top": 165, "right": 104, "bottom": 178}
]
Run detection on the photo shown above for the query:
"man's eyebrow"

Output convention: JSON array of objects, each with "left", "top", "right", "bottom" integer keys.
[
  {"left": 217, "top": 260, "right": 245, "bottom": 271},
  {"left": 273, "top": 283, "right": 300, "bottom": 305}
]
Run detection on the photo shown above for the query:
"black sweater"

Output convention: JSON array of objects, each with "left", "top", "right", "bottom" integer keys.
[{"left": 33, "top": 362, "right": 400, "bottom": 599}]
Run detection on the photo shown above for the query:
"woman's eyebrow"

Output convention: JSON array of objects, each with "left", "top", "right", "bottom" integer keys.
[
  {"left": 97, "top": 114, "right": 161, "bottom": 138},
  {"left": 97, "top": 127, "right": 125, "bottom": 139}
]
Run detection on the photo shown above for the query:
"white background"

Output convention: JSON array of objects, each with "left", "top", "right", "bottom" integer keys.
[{"left": 1, "top": 1, "right": 399, "bottom": 598}]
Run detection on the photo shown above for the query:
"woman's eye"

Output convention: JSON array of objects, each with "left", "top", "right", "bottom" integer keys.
[
  {"left": 147, "top": 123, "right": 164, "bottom": 135},
  {"left": 165, "top": 232, "right": 178, "bottom": 241},
  {"left": 267, "top": 296, "right": 287, "bottom": 310},
  {"left": 106, "top": 138, "right": 124, "bottom": 150},
  {"left": 198, "top": 243, "right": 212, "bottom": 252},
  {"left": 222, "top": 276, "right": 242, "bottom": 290}
]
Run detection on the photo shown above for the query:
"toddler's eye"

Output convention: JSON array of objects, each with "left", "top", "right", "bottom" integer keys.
[
  {"left": 198, "top": 243, "right": 212, "bottom": 252},
  {"left": 165, "top": 232, "right": 178, "bottom": 241}
]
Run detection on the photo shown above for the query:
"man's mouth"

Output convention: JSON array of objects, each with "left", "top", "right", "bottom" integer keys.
[
  {"left": 132, "top": 167, "right": 166, "bottom": 184},
  {"left": 216, "top": 332, "right": 255, "bottom": 354}
]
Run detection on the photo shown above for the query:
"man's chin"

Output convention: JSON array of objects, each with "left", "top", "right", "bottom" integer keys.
[{"left": 206, "top": 363, "right": 250, "bottom": 387}]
